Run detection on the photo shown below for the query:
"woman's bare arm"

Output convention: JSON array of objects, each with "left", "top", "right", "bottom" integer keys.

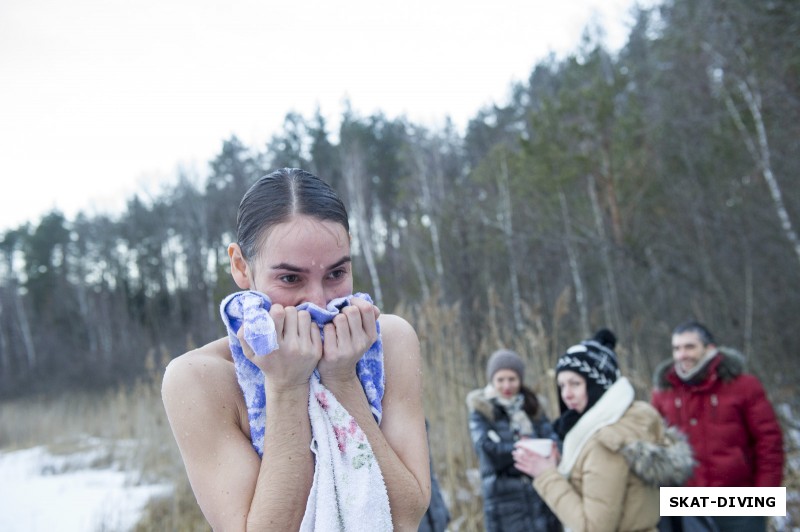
[
  {"left": 162, "top": 343, "right": 315, "bottom": 531},
  {"left": 322, "top": 313, "right": 431, "bottom": 530}
]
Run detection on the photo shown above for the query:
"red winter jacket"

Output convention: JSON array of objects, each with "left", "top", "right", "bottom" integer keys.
[{"left": 651, "top": 350, "right": 784, "bottom": 487}]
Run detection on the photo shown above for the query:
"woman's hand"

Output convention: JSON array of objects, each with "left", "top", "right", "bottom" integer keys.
[
  {"left": 512, "top": 440, "right": 558, "bottom": 478},
  {"left": 238, "top": 304, "right": 322, "bottom": 390},
  {"left": 317, "top": 297, "right": 380, "bottom": 385}
]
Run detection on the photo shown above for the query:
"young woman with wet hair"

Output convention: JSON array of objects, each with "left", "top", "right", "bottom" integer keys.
[{"left": 162, "top": 168, "right": 431, "bottom": 530}]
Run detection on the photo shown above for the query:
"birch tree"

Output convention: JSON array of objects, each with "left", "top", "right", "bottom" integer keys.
[
  {"left": 340, "top": 137, "right": 384, "bottom": 308},
  {"left": 408, "top": 128, "right": 449, "bottom": 302},
  {"left": 497, "top": 154, "right": 524, "bottom": 333},
  {"left": 0, "top": 229, "right": 37, "bottom": 379},
  {"left": 708, "top": 59, "right": 800, "bottom": 267}
]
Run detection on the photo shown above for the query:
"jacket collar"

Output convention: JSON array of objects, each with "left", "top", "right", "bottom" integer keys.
[
  {"left": 666, "top": 354, "right": 723, "bottom": 391},
  {"left": 558, "top": 377, "right": 635, "bottom": 476},
  {"left": 466, "top": 385, "right": 504, "bottom": 422},
  {"left": 653, "top": 348, "right": 746, "bottom": 391}
]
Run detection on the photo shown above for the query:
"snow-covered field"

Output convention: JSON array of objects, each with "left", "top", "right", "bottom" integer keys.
[
  {"left": 1, "top": 405, "right": 797, "bottom": 531},
  {"left": 0, "top": 439, "right": 172, "bottom": 532}
]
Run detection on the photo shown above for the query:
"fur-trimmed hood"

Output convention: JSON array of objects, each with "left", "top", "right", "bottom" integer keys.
[
  {"left": 653, "top": 347, "right": 745, "bottom": 390},
  {"left": 466, "top": 386, "right": 495, "bottom": 420},
  {"left": 532, "top": 399, "right": 695, "bottom": 532},
  {"left": 556, "top": 378, "right": 695, "bottom": 488},
  {"left": 591, "top": 401, "right": 695, "bottom": 487},
  {"left": 619, "top": 424, "right": 695, "bottom": 487}
]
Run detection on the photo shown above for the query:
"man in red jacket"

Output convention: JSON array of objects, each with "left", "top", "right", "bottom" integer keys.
[{"left": 652, "top": 321, "right": 784, "bottom": 532}]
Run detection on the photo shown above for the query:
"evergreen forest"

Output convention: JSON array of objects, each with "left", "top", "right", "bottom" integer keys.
[{"left": 1, "top": 0, "right": 798, "bottom": 406}]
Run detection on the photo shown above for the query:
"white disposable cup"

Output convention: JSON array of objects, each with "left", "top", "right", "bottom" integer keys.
[{"left": 517, "top": 438, "right": 552, "bottom": 457}]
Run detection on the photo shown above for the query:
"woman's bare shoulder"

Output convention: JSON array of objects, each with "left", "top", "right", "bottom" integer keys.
[
  {"left": 162, "top": 337, "right": 242, "bottom": 405},
  {"left": 377, "top": 313, "right": 418, "bottom": 345},
  {"left": 165, "top": 337, "right": 231, "bottom": 372},
  {"left": 377, "top": 313, "right": 421, "bottom": 379},
  {"left": 162, "top": 338, "right": 252, "bottom": 474}
]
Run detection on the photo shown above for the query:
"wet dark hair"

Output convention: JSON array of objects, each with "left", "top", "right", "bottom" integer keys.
[
  {"left": 236, "top": 168, "right": 349, "bottom": 261},
  {"left": 672, "top": 320, "right": 716, "bottom": 346}
]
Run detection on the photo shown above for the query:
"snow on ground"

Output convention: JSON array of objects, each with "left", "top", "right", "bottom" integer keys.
[{"left": 0, "top": 440, "right": 172, "bottom": 532}]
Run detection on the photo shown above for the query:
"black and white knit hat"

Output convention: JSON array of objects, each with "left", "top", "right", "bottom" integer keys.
[{"left": 555, "top": 329, "right": 621, "bottom": 413}]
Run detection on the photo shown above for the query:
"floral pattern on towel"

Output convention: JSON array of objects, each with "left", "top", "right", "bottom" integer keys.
[{"left": 314, "top": 388, "right": 375, "bottom": 469}]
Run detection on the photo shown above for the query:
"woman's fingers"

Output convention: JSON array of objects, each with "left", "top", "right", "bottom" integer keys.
[
  {"left": 512, "top": 447, "right": 536, "bottom": 471},
  {"left": 352, "top": 296, "right": 379, "bottom": 322},
  {"left": 244, "top": 305, "right": 322, "bottom": 389},
  {"left": 327, "top": 301, "right": 378, "bottom": 355},
  {"left": 282, "top": 305, "right": 298, "bottom": 339},
  {"left": 513, "top": 443, "right": 558, "bottom": 478},
  {"left": 296, "top": 308, "right": 311, "bottom": 339},
  {"left": 323, "top": 322, "right": 338, "bottom": 351},
  {"left": 236, "top": 326, "right": 254, "bottom": 358},
  {"left": 270, "top": 304, "right": 286, "bottom": 341},
  {"left": 310, "top": 318, "right": 322, "bottom": 352},
  {"left": 334, "top": 309, "right": 356, "bottom": 346},
  {"left": 343, "top": 298, "right": 378, "bottom": 346},
  {"left": 317, "top": 298, "right": 379, "bottom": 384},
  {"left": 296, "top": 308, "right": 322, "bottom": 354},
  {"left": 282, "top": 307, "right": 322, "bottom": 360},
  {"left": 250, "top": 298, "right": 379, "bottom": 384}
]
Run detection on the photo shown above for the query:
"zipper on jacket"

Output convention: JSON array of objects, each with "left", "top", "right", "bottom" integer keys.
[
  {"left": 674, "top": 397, "right": 683, "bottom": 425},
  {"left": 711, "top": 394, "right": 718, "bottom": 422}
]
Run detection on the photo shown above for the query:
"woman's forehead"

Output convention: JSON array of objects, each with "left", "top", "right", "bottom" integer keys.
[
  {"left": 557, "top": 370, "right": 584, "bottom": 383},
  {"left": 259, "top": 216, "right": 350, "bottom": 258}
]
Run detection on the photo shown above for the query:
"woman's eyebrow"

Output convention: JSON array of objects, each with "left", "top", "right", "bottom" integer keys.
[
  {"left": 270, "top": 256, "right": 351, "bottom": 272},
  {"left": 328, "top": 256, "right": 352, "bottom": 270},
  {"left": 270, "top": 262, "right": 306, "bottom": 273}
]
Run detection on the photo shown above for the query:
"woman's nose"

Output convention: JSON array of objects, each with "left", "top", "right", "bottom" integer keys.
[{"left": 301, "top": 284, "right": 326, "bottom": 308}]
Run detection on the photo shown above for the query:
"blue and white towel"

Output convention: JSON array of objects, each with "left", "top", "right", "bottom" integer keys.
[{"left": 220, "top": 290, "right": 392, "bottom": 531}]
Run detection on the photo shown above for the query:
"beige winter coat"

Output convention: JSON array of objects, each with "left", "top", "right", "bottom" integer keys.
[{"left": 533, "top": 387, "right": 693, "bottom": 532}]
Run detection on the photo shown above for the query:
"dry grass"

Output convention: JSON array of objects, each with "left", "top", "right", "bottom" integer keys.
[
  {"left": 1, "top": 296, "right": 797, "bottom": 530},
  {"left": 405, "top": 295, "right": 800, "bottom": 531},
  {"left": 0, "top": 349, "right": 209, "bottom": 531}
]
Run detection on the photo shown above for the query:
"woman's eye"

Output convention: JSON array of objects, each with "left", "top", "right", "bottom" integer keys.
[
  {"left": 327, "top": 269, "right": 347, "bottom": 280},
  {"left": 280, "top": 274, "right": 300, "bottom": 284}
]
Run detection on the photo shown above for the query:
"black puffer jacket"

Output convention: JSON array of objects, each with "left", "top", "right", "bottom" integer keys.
[
  {"left": 467, "top": 387, "right": 561, "bottom": 532},
  {"left": 419, "top": 420, "right": 450, "bottom": 532}
]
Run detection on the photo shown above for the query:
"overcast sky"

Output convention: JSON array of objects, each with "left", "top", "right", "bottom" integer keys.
[{"left": 0, "top": 0, "right": 647, "bottom": 232}]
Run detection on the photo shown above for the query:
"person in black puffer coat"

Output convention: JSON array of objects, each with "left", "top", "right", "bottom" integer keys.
[
  {"left": 467, "top": 349, "right": 561, "bottom": 532},
  {"left": 419, "top": 419, "right": 451, "bottom": 532}
]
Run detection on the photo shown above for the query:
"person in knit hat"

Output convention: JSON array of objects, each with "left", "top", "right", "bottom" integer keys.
[
  {"left": 466, "top": 349, "right": 561, "bottom": 531},
  {"left": 552, "top": 328, "right": 621, "bottom": 438},
  {"left": 486, "top": 349, "right": 528, "bottom": 385},
  {"left": 513, "top": 329, "right": 694, "bottom": 532}
]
